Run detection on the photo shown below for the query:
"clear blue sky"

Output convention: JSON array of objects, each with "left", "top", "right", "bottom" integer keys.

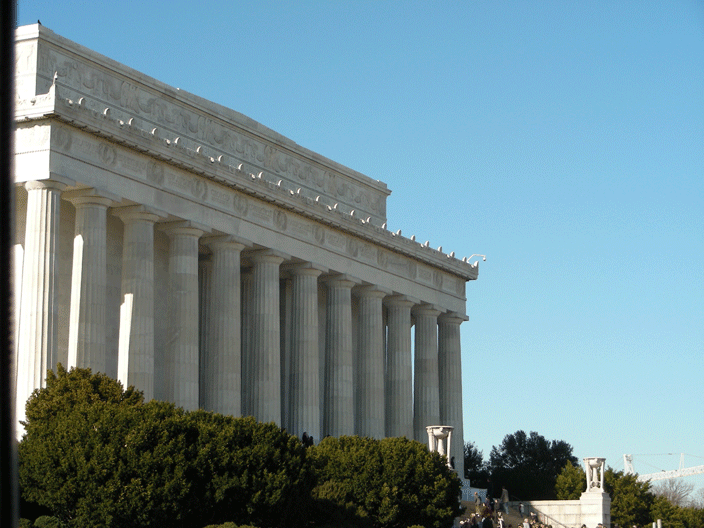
[{"left": 17, "top": 1, "right": 704, "bottom": 487}]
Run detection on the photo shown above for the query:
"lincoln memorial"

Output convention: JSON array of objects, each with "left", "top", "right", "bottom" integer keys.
[{"left": 12, "top": 24, "right": 478, "bottom": 477}]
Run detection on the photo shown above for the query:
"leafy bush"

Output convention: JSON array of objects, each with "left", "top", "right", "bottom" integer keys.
[
  {"left": 309, "top": 435, "right": 463, "bottom": 528},
  {"left": 19, "top": 366, "right": 313, "bottom": 528}
]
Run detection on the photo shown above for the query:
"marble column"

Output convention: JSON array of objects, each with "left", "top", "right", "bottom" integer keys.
[
  {"left": 240, "top": 269, "right": 253, "bottom": 416},
  {"left": 413, "top": 304, "right": 441, "bottom": 442},
  {"left": 439, "top": 312, "right": 467, "bottom": 476},
  {"left": 323, "top": 275, "right": 356, "bottom": 437},
  {"left": 115, "top": 206, "right": 160, "bottom": 401},
  {"left": 16, "top": 179, "right": 67, "bottom": 425},
  {"left": 162, "top": 222, "right": 203, "bottom": 411},
  {"left": 201, "top": 236, "right": 245, "bottom": 416},
  {"left": 355, "top": 285, "right": 389, "bottom": 438},
  {"left": 384, "top": 295, "right": 415, "bottom": 438},
  {"left": 289, "top": 263, "right": 325, "bottom": 440},
  {"left": 250, "top": 250, "right": 287, "bottom": 425},
  {"left": 65, "top": 190, "right": 112, "bottom": 374}
]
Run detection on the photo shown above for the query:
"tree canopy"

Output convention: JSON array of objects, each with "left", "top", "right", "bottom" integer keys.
[
  {"left": 487, "top": 430, "right": 578, "bottom": 500},
  {"left": 604, "top": 469, "right": 654, "bottom": 528},
  {"left": 554, "top": 460, "right": 586, "bottom": 500},
  {"left": 463, "top": 441, "right": 489, "bottom": 486}
]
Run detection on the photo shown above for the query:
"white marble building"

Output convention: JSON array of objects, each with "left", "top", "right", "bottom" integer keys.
[{"left": 12, "top": 24, "right": 478, "bottom": 476}]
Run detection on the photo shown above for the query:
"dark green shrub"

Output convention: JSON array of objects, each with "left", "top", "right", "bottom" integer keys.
[{"left": 309, "top": 435, "right": 463, "bottom": 528}]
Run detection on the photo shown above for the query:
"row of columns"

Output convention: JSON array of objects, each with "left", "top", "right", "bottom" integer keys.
[{"left": 14, "top": 180, "right": 465, "bottom": 462}]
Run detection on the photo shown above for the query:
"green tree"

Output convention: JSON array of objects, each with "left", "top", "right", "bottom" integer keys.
[
  {"left": 555, "top": 461, "right": 585, "bottom": 500},
  {"left": 488, "top": 430, "right": 578, "bottom": 500},
  {"left": 604, "top": 468, "right": 654, "bottom": 528},
  {"left": 464, "top": 441, "right": 489, "bottom": 485},
  {"left": 309, "top": 435, "right": 463, "bottom": 528}
]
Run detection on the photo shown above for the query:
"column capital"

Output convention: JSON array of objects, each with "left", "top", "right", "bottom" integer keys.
[
  {"left": 412, "top": 303, "right": 442, "bottom": 317},
  {"left": 284, "top": 261, "right": 328, "bottom": 277},
  {"left": 354, "top": 284, "right": 392, "bottom": 299},
  {"left": 321, "top": 273, "right": 360, "bottom": 288},
  {"left": 438, "top": 311, "right": 469, "bottom": 324},
  {"left": 160, "top": 220, "right": 207, "bottom": 238},
  {"left": 384, "top": 294, "right": 419, "bottom": 308},
  {"left": 113, "top": 204, "right": 167, "bottom": 223},
  {"left": 63, "top": 188, "right": 116, "bottom": 208},
  {"left": 24, "top": 176, "right": 73, "bottom": 192},
  {"left": 202, "top": 234, "right": 251, "bottom": 251},
  {"left": 247, "top": 248, "right": 290, "bottom": 264}
]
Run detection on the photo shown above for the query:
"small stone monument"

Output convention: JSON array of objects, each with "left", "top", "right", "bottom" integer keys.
[
  {"left": 426, "top": 425, "right": 453, "bottom": 468},
  {"left": 580, "top": 457, "right": 610, "bottom": 528}
]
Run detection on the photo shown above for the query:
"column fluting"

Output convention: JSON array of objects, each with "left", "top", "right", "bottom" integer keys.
[
  {"left": 439, "top": 312, "right": 467, "bottom": 476},
  {"left": 384, "top": 295, "right": 415, "bottom": 438},
  {"left": 250, "top": 250, "right": 286, "bottom": 425},
  {"left": 289, "top": 263, "right": 325, "bottom": 440},
  {"left": 413, "top": 304, "right": 441, "bottom": 442},
  {"left": 355, "top": 285, "right": 389, "bottom": 438},
  {"left": 202, "top": 236, "right": 245, "bottom": 416},
  {"left": 323, "top": 275, "right": 356, "bottom": 437},
  {"left": 162, "top": 223, "right": 203, "bottom": 411},
  {"left": 115, "top": 207, "right": 160, "bottom": 401},
  {"left": 16, "top": 179, "right": 67, "bottom": 424},
  {"left": 65, "top": 191, "right": 112, "bottom": 374}
]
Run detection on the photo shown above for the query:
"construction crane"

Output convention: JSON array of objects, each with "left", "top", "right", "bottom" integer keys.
[{"left": 624, "top": 453, "right": 704, "bottom": 482}]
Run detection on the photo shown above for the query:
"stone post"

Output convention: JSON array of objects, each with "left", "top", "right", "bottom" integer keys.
[
  {"left": 323, "top": 274, "right": 357, "bottom": 437},
  {"left": 65, "top": 190, "right": 112, "bottom": 374},
  {"left": 384, "top": 295, "right": 415, "bottom": 438},
  {"left": 201, "top": 236, "right": 246, "bottom": 416},
  {"left": 16, "top": 179, "right": 68, "bottom": 426},
  {"left": 413, "top": 304, "right": 441, "bottom": 442},
  {"left": 289, "top": 263, "right": 326, "bottom": 440},
  {"left": 162, "top": 222, "right": 204, "bottom": 411},
  {"left": 355, "top": 285, "right": 389, "bottom": 438}
]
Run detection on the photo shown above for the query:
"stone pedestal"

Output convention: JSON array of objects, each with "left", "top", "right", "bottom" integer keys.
[{"left": 579, "top": 492, "right": 611, "bottom": 528}]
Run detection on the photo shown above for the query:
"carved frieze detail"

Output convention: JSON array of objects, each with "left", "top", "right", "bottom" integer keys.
[
  {"left": 313, "top": 226, "right": 325, "bottom": 245},
  {"left": 146, "top": 161, "right": 164, "bottom": 185},
  {"left": 53, "top": 126, "right": 72, "bottom": 151},
  {"left": 34, "top": 46, "right": 388, "bottom": 222},
  {"left": 273, "top": 210, "right": 287, "bottom": 231},
  {"left": 233, "top": 194, "right": 249, "bottom": 216}
]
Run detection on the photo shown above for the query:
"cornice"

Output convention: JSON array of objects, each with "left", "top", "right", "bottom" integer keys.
[{"left": 15, "top": 87, "right": 479, "bottom": 282}]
